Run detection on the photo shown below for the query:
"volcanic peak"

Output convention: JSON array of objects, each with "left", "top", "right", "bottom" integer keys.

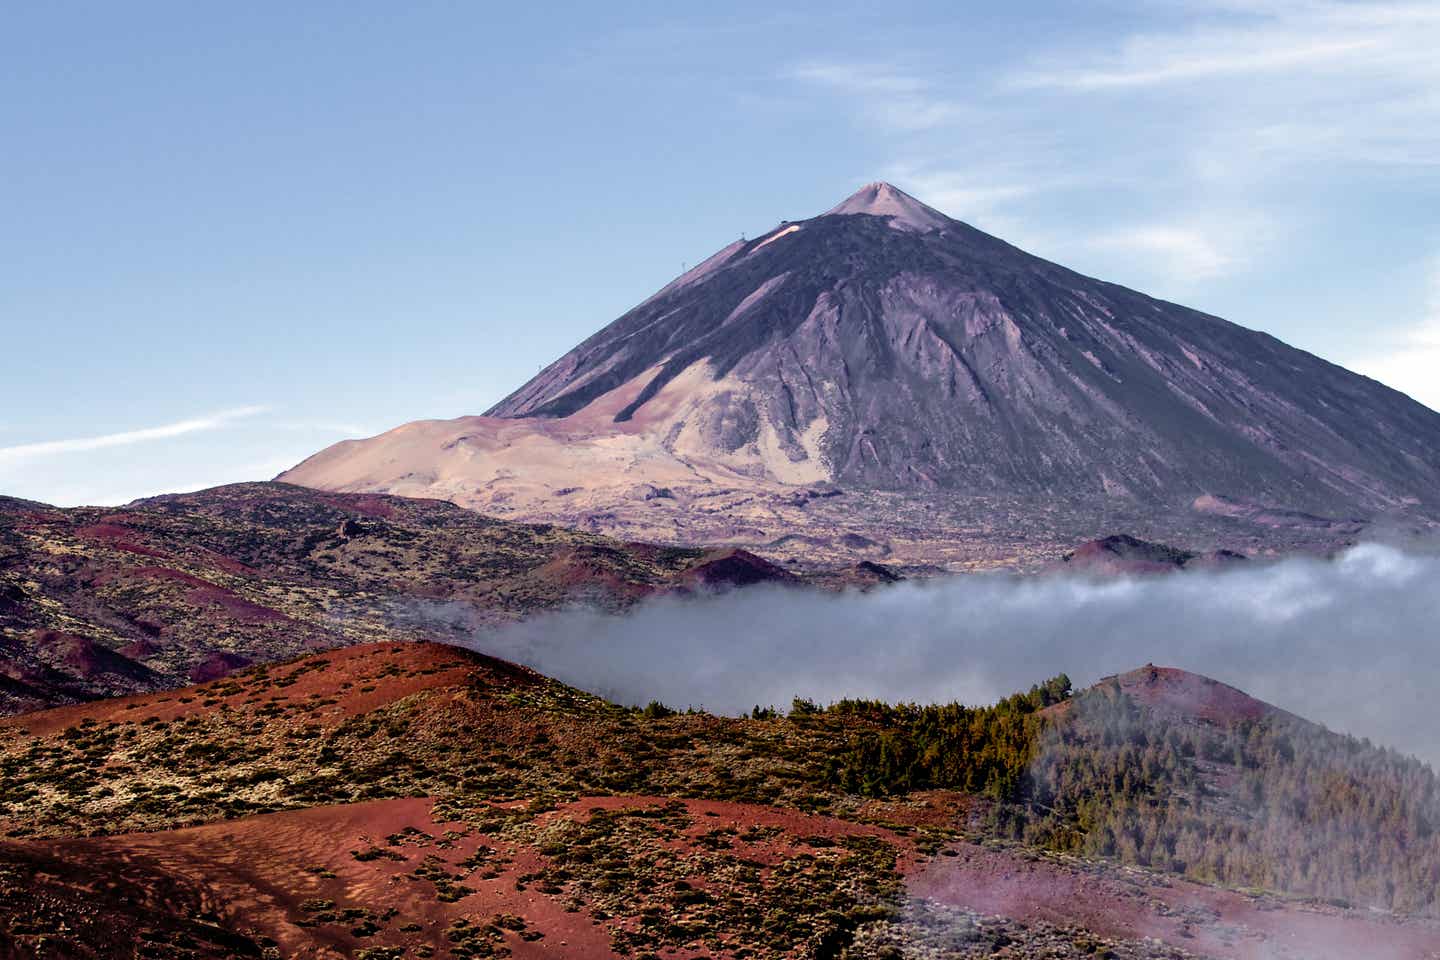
[
  {"left": 823, "top": 180, "right": 951, "bottom": 231},
  {"left": 278, "top": 179, "right": 1440, "bottom": 565}
]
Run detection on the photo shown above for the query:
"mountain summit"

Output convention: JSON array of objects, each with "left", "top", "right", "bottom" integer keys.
[
  {"left": 281, "top": 184, "right": 1440, "bottom": 566},
  {"left": 823, "top": 181, "right": 951, "bottom": 231}
]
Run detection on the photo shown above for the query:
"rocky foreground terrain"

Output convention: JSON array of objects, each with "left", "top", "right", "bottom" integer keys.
[
  {"left": 1, "top": 642, "right": 1437, "bottom": 959},
  {"left": 281, "top": 183, "right": 1440, "bottom": 569}
]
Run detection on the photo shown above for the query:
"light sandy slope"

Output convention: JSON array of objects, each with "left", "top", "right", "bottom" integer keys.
[{"left": 281, "top": 359, "right": 836, "bottom": 539}]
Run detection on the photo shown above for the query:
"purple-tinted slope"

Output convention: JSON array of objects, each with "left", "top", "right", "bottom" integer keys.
[{"left": 488, "top": 183, "right": 1440, "bottom": 516}]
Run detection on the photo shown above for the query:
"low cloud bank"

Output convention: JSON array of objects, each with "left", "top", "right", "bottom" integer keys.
[{"left": 470, "top": 543, "right": 1440, "bottom": 767}]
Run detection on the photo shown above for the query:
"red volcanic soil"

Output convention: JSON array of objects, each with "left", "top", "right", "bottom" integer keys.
[
  {"left": 2, "top": 797, "right": 617, "bottom": 960},
  {"left": 0, "top": 795, "right": 915, "bottom": 960},
  {"left": 855, "top": 790, "right": 977, "bottom": 831},
  {"left": 116, "top": 565, "right": 215, "bottom": 588},
  {"left": 0, "top": 841, "right": 269, "bottom": 959},
  {"left": 75, "top": 522, "right": 169, "bottom": 559},
  {"left": 118, "top": 566, "right": 291, "bottom": 624},
  {"left": 1112, "top": 664, "right": 1289, "bottom": 726},
  {"left": 910, "top": 841, "right": 1440, "bottom": 960},
  {"left": 195, "top": 546, "right": 263, "bottom": 576},
  {"left": 80, "top": 511, "right": 260, "bottom": 575},
  {"left": 548, "top": 794, "right": 910, "bottom": 865},
  {"left": 529, "top": 545, "right": 796, "bottom": 598},
  {"left": 0, "top": 641, "right": 492, "bottom": 738}
]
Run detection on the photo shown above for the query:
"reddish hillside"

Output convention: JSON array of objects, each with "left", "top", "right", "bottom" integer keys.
[
  {"left": 3, "top": 643, "right": 1438, "bottom": 956},
  {"left": 3, "top": 797, "right": 620, "bottom": 959},
  {"left": 1110, "top": 663, "right": 1291, "bottom": 725},
  {"left": 0, "top": 640, "right": 493, "bottom": 739},
  {"left": 2, "top": 792, "right": 910, "bottom": 959}
]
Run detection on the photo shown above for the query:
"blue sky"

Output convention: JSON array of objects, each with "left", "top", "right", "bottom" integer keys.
[{"left": 3, "top": 1, "right": 1437, "bottom": 506}]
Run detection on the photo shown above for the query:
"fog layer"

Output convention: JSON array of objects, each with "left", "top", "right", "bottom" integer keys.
[{"left": 470, "top": 544, "right": 1440, "bottom": 767}]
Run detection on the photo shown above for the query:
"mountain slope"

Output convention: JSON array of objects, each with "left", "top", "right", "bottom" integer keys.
[{"left": 281, "top": 183, "right": 1440, "bottom": 565}]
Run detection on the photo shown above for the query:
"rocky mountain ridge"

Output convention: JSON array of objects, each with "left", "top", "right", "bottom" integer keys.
[{"left": 282, "top": 183, "right": 1440, "bottom": 566}]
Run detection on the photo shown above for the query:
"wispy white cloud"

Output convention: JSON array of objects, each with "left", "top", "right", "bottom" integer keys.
[
  {"left": 1014, "top": 2, "right": 1440, "bottom": 91},
  {"left": 787, "top": 61, "right": 973, "bottom": 131},
  {"left": 783, "top": 1, "right": 1437, "bottom": 357},
  {"left": 0, "top": 406, "right": 268, "bottom": 464},
  {"left": 1086, "top": 224, "right": 1235, "bottom": 283},
  {"left": 1013, "top": 36, "right": 1378, "bottom": 91},
  {"left": 1009, "top": 1, "right": 1440, "bottom": 168},
  {"left": 1079, "top": 208, "right": 1284, "bottom": 294},
  {"left": 888, "top": 151, "right": 1266, "bottom": 290},
  {"left": 788, "top": 2, "right": 1440, "bottom": 212}
]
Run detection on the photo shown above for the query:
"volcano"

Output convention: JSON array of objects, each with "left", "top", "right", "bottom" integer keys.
[{"left": 281, "top": 183, "right": 1440, "bottom": 567}]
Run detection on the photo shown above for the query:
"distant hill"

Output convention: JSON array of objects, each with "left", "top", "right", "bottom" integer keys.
[{"left": 1060, "top": 533, "right": 1248, "bottom": 574}]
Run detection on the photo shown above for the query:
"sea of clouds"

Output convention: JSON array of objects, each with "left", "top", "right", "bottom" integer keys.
[{"left": 469, "top": 543, "right": 1440, "bottom": 767}]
